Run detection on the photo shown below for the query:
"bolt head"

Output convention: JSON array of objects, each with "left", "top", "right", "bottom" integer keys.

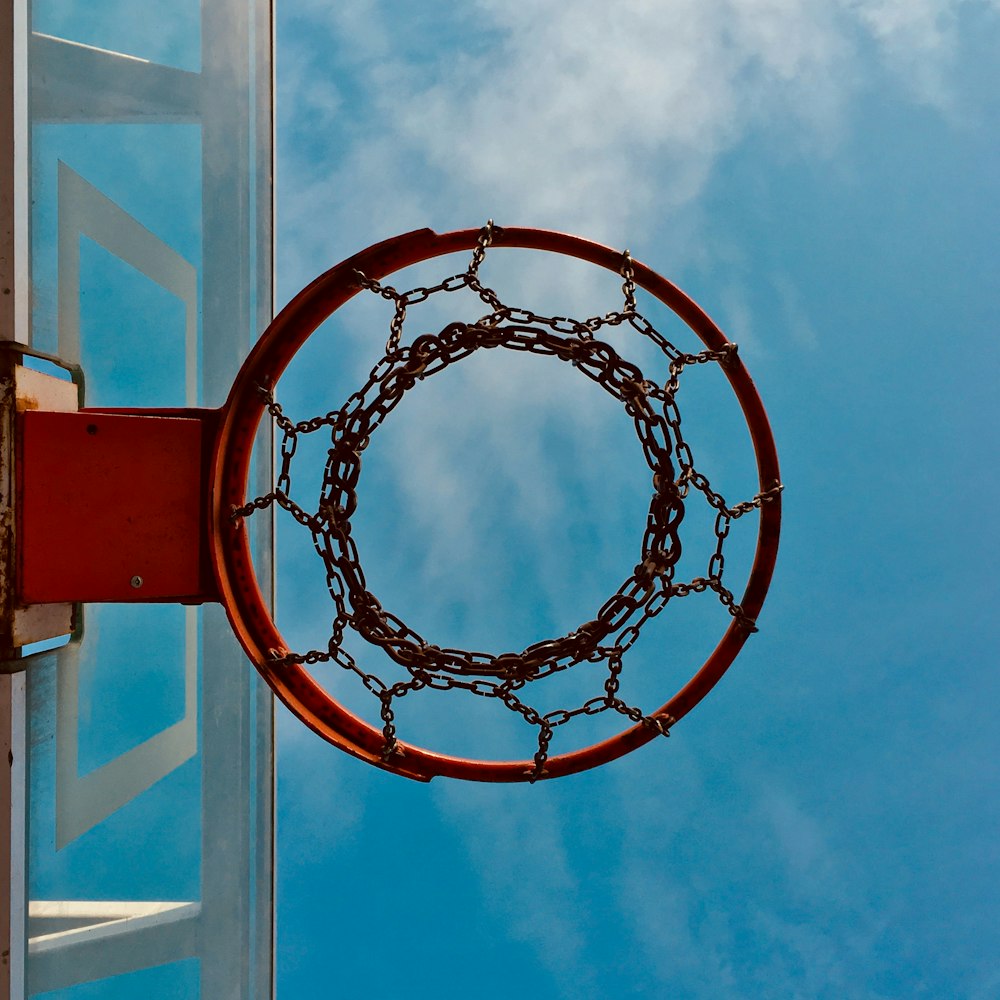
[{"left": 130, "top": 575, "right": 143, "bottom": 589}]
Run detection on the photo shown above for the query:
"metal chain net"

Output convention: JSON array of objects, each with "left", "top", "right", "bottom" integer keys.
[{"left": 235, "top": 222, "right": 782, "bottom": 779}]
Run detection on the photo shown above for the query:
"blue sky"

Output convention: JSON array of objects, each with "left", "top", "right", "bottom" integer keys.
[{"left": 272, "top": 3, "right": 1000, "bottom": 998}]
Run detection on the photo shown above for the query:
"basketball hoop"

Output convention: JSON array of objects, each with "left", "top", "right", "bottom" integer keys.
[{"left": 208, "top": 225, "right": 783, "bottom": 781}]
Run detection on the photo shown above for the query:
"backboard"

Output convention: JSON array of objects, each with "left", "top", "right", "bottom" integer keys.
[{"left": 1, "top": 1, "right": 274, "bottom": 997}]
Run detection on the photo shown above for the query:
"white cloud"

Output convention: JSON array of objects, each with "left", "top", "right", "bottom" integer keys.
[
  {"left": 334, "top": 0, "right": 849, "bottom": 243},
  {"left": 772, "top": 272, "right": 820, "bottom": 349},
  {"left": 276, "top": 712, "right": 368, "bottom": 840},
  {"left": 602, "top": 759, "right": 900, "bottom": 998},
  {"left": 718, "top": 282, "right": 762, "bottom": 357},
  {"left": 847, "top": 0, "right": 961, "bottom": 109},
  {"left": 435, "top": 782, "right": 593, "bottom": 988},
  {"left": 279, "top": 0, "right": 982, "bottom": 265}
]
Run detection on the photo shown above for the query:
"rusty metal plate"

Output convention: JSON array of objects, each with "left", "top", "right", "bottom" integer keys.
[{"left": 18, "top": 410, "right": 211, "bottom": 604}]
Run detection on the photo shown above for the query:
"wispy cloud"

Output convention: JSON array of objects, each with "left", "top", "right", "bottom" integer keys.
[
  {"left": 279, "top": 0, "right": 977, "bottom": 279},
  {"left": 434, "top": 782, "right": 592, "bottom": 988},
  {"left": 771, "top": 272, "right": 820, "bottom": 349},
  {"left": 848, "top": 0, "right": 963, "bottom": 109}
]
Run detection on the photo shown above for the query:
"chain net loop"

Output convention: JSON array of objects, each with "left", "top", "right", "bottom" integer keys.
[{"left": 235, "top": 222, "right": 782, "bottom": 780}]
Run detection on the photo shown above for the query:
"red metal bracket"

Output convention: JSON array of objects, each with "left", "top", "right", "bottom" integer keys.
[{"left": 17, "top": 407, "right": 220, "bottom": 605}]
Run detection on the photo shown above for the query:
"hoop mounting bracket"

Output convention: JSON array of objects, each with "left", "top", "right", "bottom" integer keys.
[{"left": 17, "top": 400, "right": 219, "bottom": 607}]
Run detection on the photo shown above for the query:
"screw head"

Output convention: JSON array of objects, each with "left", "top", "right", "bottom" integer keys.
[{"left": 130, "top": 575, "right": 143, "bottom": 589}]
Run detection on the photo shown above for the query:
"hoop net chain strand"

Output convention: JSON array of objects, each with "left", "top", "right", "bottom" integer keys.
[{"left": 234, "top": 222, "right": 782, "bottom": 780}]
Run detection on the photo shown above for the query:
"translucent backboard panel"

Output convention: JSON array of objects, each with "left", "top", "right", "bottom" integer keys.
[{"left": 19, "top": 0, "right": 274, "bottom": 996}]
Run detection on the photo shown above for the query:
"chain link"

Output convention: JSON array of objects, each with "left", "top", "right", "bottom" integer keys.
[{"left": 236, "top": 225, "right": 781, "bottom": 772}]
